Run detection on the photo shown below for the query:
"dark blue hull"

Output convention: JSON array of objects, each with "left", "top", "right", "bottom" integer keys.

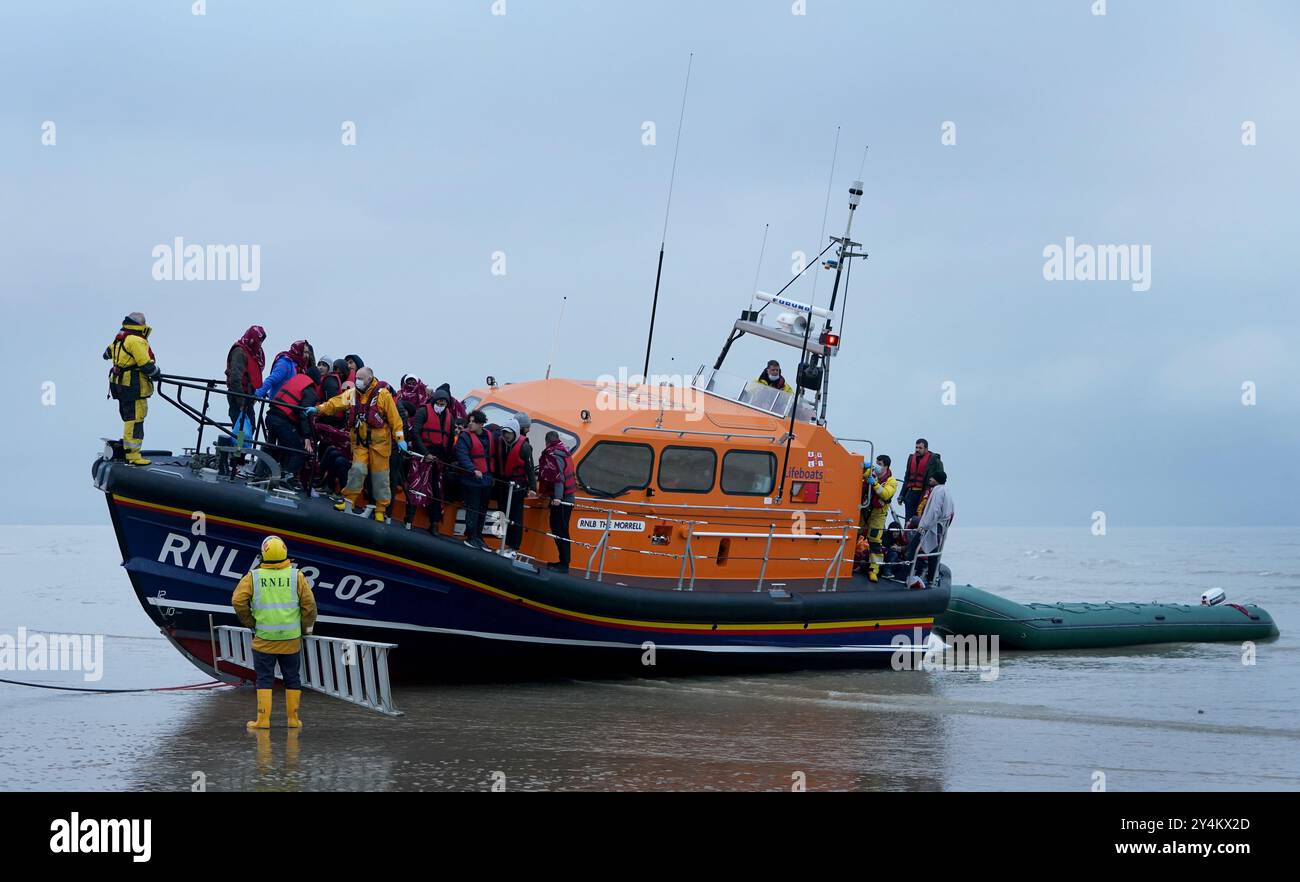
[{"left": 95, "top": 457, "right": 949, "bottom": 681}]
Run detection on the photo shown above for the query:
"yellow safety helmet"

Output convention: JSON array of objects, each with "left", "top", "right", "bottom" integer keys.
[{"left": 260, "top": 535, "right": 288, "bottom": 564}]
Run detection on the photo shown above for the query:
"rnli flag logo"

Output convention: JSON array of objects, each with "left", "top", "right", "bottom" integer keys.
[{"left": 807, "top": 451, "right": 824, "bottom": 467}]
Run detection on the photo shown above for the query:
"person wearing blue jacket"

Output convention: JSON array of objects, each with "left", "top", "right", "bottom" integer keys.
[
  {"left": 455, "top": 410, "right": 496, "bottom": 550},
  {"left": 255, "top": 339, "right": 312, "bottom": 401}
]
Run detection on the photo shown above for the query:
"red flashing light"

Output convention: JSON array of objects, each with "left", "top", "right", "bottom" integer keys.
[{"left": 821, "top": 332, "right": 840, "bottom": 348}]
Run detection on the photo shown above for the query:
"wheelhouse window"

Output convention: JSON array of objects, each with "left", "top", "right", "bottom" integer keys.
[
  {"left": 479, "top": 403, "right": 578, "bottom": 453},
  {"left": 721, "top": 450, "right": 776, "bottom": 496},
  {"left": 657, "top": 446, "right": 716, "bottom": 494},
  {"left": 577, "top": 441, "right": 654, "bottom": 497}
]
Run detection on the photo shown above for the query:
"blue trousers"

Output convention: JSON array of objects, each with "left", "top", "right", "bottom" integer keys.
[{"left": 253, "top": 649, "right": 302, "bottom": 689}]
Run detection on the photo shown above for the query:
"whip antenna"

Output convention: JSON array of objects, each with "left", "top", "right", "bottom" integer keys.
[
  {"left": 545, "top": 295, "right": 568, "bottom": 380},
  {"left": 748, "top": 223, "right": 770, "bottom": 312},
  {"left": 642, "top": 51, "right": 693, "bottom": 381}
]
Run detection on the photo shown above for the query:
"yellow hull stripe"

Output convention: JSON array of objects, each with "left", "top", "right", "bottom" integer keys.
[{"left": 113, "top": 493, "right": 933, "bottom": 635}]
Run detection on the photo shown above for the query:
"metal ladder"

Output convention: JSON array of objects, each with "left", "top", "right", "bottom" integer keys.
[{"left": 213, "top": 626, "right": 403, "bottom": 717}]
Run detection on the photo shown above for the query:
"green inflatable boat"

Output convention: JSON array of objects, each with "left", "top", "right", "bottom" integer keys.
[{"left": 934, "top": 585, "right": 1280, "bottom": 650}]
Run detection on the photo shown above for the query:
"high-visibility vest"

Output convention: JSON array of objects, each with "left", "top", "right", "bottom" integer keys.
[{"left": 251, "top": 566, "right": 301, "bottom": 642}]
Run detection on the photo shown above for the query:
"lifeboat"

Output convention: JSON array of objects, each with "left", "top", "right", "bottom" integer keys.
[{"left": 92, "top": 180, "right": 953, "bottom": 681}]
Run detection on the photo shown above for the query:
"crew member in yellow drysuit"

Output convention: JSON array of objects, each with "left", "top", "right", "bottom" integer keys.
[
  {"left": 862, "top": 454, "right": 899, "bottom": 583},
  {"left": 231, "top": 535, "right": 317, "bottom": 730},
  {"left": 308, "top": 366, "right": 407, "bottom": 521},
  {"left": 103, "top": 312, "right": 160, "bottom": 465}
]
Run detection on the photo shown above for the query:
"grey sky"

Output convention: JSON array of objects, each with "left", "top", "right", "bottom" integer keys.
[{"left": 4, "top": 0, "right": 1297, "bottom": 526}]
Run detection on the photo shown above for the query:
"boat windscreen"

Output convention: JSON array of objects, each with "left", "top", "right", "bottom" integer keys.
[{"left": 479, "top": 403, "right": 579, "bottom": 453}]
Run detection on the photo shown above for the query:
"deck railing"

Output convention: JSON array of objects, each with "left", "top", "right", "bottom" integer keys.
[{"left": 141, "top": 374, "right": 946, "bottom": 593}]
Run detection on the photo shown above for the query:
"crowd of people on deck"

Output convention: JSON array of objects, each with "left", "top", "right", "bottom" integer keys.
[
  {"left": 853, "top": 437, "right": 954, "bottom": 589},
  {"left": 756, "top": 358, "right": 956, "bottom": 589},
  {"left": 104, "top": 316, "right": 577, "bottom": 572},
  {"left": 105, "top": 314, "right": 950, "bottom": 584}
]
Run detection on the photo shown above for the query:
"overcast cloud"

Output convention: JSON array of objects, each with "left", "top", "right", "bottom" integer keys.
[{"left": 3, "top": 0, "right": 1297, "bottom": 526}]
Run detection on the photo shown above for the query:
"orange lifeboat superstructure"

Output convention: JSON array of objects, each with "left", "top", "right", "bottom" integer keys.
[{"left": 447, "top": 375, "right": 863, "bottom": 589}]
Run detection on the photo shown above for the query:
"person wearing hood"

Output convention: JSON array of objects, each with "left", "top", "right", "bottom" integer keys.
[
  {"left": 914, "top": 471, "right": 954, "bottom": 588},
  {"left": 103, "top": 312, "right": 160, "bottom": 466},
  {"left": 493, "top": 416, "right": 537, "bottom": 553},
  {"left": 312, "top": 359, "right": 347, "bottom": 429},
  {"left": 409, "top": 385, "right": 457, "bottom": 533},
  {"left": 434, "top": 382, "right": 468, "bottom": 426},
  {"left": 308, "top": 366, "right": 407, "bottom": 522},
  {"left": 254, "top": 339, "right": 312, "bottom": 402},
  {"left": 344, "top": 354, "right": 365, "bottom": 387},
  {"left": 225, "top": 325, "right": 266, "bottom": 434},
  {"left": 537, "top": 430, "right": 577, "bottom": 572}
]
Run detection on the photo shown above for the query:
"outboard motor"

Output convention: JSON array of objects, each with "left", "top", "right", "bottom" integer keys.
[{"left": 1201, "top": 588, "right": 1226, "bottom": 607}]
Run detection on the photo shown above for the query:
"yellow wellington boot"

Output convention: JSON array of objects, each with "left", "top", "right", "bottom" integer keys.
[
  {"left": 124, "top": 447, "right": 151, "bottom": 466},
  {"left": 285, "top": 689, "right": 303, "bottom": 728},
  {"left": 246, "top": 688, "right": 272, "bottom": 730}
]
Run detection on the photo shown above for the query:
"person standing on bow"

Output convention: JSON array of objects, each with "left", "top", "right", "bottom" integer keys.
[
  {"left": 225, "top": 325, "right": 266, "bottom": 438},
  {"left": 308, "top": 366, "right": 407, "bottom": 522},
  {"left": 103, "top": 312, "right": 160, "bottom": 466}
]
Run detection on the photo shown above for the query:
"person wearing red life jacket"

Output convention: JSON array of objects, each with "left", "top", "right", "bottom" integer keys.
[
  {"left": 408, "top": 386, "right": 457, "bottom": 533},
  {"left": 308, "top": 366, "right": 407, "bottom": 522},
  {"left": 537, "top": 430, "right": 577, "bottom": 572},
  {"left": 493, "top": 417, "right": 537, "bottom": 554},
  {"left": 902, "top": 438, "right": 943, "bottom": 520},
  {"left": 434, "top": 382, "right": 468, "bottom": 426},
  {"left": 267, "top": 365, "right": 320, "bottom": 493},
  {"left": 225, "top": 325, "right": 266, "bottom": 429},
  {"left": 454, "top": 410, "right": 495, "bottom": 550}
]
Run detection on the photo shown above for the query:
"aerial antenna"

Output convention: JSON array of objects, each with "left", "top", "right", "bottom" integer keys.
[
  {"left": 808, "top": 127, "right": 840, "bottom": 303},
  {"left": 544, "top": 295, "right": 567, "bottom": 380},
  {"left": 776, "top": 178, "right": 864, "bottom": 503},
  {"left": 748, "top": 223, "right": 770, "bottom": 311},
  {"left": 641, "top": 52, "right": 694, "bottom": 382}
]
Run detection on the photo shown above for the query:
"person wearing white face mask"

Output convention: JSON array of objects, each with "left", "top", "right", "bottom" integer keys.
[
  {"left": 860, "top": 455, "right": 899, "bottom": 583},
  {"left": 756, "top": 359, "right": 794, "bottom": 394},
  {"left": 307, "top": 366, "right": 407, "bottom": 521},
  {"left": 408, "top": 387, "right": 457, "bottom": 533}
]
